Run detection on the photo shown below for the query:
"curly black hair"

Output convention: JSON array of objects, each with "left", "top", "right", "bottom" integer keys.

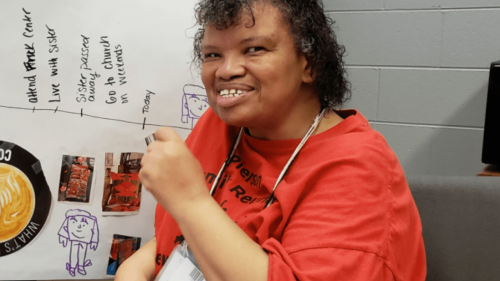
[{"left": 192, "top": 0, "right": 350, "bottom": 109}]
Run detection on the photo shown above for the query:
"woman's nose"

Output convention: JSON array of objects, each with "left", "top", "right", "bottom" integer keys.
[{"left": 216, "top": 55, "right": 246, "bottom": 80}]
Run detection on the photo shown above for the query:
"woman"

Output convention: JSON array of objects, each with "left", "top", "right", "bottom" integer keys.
[{"left": 116, "top": 0, "right": 426, "bottom": 280}]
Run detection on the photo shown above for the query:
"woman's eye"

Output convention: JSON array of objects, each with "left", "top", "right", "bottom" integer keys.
[
  {"left": 248, "top": 47, "right": 264, "bottom": 53},
  {"left": 204, "top": 53, "right": 219, "bottom": 59}
]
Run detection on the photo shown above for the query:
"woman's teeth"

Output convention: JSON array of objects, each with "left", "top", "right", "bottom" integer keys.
[{"left": 219, "top": 89, "right": 245, "bottom": 97}]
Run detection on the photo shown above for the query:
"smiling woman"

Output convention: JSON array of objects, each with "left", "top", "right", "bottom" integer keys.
[
  {"left": 200, "top": 3, "right": 320, "bottom": 140},
  {"left": 116, "top": 1, "right": 426, "bottom": 280}
]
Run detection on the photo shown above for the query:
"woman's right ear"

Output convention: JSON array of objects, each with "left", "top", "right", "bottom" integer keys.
[{"left": 301, "top": 57, "right": 315, "bottom": 84}]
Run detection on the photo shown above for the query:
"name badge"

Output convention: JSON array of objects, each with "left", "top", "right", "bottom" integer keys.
[{"left": 155, "top": 241, "right": 205, "bottom": 281}]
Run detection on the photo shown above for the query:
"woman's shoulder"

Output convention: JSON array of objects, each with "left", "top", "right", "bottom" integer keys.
[
  {"left": 186, "top": 108, "right": 236, "bottom": 146},
  {"left": 310, "top": 109, "right": 395, "bottom": 161},
  {"left": 185, "top": 108, "right": 241, "bottom": 164}
]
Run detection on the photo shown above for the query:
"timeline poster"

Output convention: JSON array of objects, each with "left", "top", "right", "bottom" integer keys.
[{"left": 0, "top": 0, "right": 207, "bottom": 279}]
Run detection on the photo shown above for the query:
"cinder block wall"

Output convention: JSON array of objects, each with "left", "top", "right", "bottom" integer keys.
[{"left": 325, "top": 1, "right": 500, "bottom": 176}]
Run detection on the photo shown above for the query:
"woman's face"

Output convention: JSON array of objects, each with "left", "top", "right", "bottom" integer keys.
[{"left": 201, "top": 3, "right": 316, "bottom": 136}]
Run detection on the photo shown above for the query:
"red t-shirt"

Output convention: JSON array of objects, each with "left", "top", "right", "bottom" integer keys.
[{"left": 155, "top": 108, "right": 426, "bottom": 280}]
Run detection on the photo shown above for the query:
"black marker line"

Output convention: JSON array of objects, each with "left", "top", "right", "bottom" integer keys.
[
  {"left": 142, "top": 117, "right": 146, "bottom": 130},
  {"left": 54, "top": 106, "right": 58, "bottom": 113},
  {"left": 0, "top": 104, "right": 191, "bottom": 131},
  {"left": 80, "top": 108, "right": 83, "bottom": 117},
  {"left": 32, "top": 107, "right": 35, "bottom": 113}
]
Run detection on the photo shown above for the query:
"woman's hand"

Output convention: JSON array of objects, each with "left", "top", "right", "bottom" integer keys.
[
  {"left": 140, "top": 127, "right": 268, "bottom": 281},
  {"left": 139, "top": 127, "right": 209, "bottom": 218}
]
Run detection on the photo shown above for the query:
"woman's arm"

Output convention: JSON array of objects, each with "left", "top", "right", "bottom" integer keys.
[
  {"left": 140, "top": 127, "right": 268, "bottom": 281},
  {"left": 115, "top": 237, "right": 157, "bottom": 281},
  {"left": 175, "top": 195, "right": 269, "bottom": 281}
]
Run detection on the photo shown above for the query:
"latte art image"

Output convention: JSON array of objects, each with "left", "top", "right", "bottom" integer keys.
[
  {"left": 0, "top": 163, "right": 36, "bottom": 243},
  {"left": 0, "top": 141, "right": 52, "bottom": 258}
]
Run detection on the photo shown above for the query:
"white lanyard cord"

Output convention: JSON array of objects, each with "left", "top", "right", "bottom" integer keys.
[
  {"left": 210, "top": 108, "right": 326, "bottom": 209},
  {"left": 265, "top": 108, "right": 325, "bottom": 208},
  {"left": 209, "top": 128, "right": 244, "bottom": 196}
]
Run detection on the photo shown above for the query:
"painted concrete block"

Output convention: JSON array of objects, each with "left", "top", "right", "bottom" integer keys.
[
  {"left": 371, "top": 123, "right": 435, "bottom": 175},
  {"left": 378, "top": 68, "right": 489, "bottom": 127},
  {"left": 343, "top": 67, "right": 379, "bottom": 121},
  {"left": 325, "top": 0, "right": 500, "bottom": 11},
  {"left": 438, "top": 0, "right": 500, "bottom": 8},
  {"left": 331, "top": 12, "right": 443, "bottom": 67},
  {"left": 441, "top": 10, "right": 500, "bottom": 68},
  {"left": 429, "top": 127, "right": 485, "bottom": 176},
  {"left": 323, "top": 0, "right": 384, "bottom": 11},
  {"left": 384, "top": 0, "right": 441, "bottom": 10},
  {"left": 385, "top": 0, "right": 500, "bottom": 10}
]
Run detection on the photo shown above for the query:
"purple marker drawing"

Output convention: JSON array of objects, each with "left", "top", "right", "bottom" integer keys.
[
  {"left": 58, "top": 209, "right": 99, "bottom": 277},
  {"left": 182, "top": 84, "right": 209, "bottom": 129}
]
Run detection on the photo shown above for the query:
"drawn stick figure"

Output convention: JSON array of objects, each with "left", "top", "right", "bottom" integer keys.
[
  {"left": 181, "top": 84, "right": 209, "bottom": 129},
  {"left": 58, "top": 209, "right": 99, "bottom": 277}
]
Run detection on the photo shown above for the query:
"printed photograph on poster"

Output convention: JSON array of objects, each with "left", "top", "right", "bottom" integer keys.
[
  {"left": 58, "top": 155, "right": 95, "bottom": 203},
  {"left": 106, "top": 234, "right": 142, "bottom": 275},
  {"left": 102, "top": 152, "right": 143, "bottom": 215}
]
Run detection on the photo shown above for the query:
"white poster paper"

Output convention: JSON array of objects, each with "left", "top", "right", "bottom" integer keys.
[{"left": 0, "top": 0, "right": 205, "bottom": 279}]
